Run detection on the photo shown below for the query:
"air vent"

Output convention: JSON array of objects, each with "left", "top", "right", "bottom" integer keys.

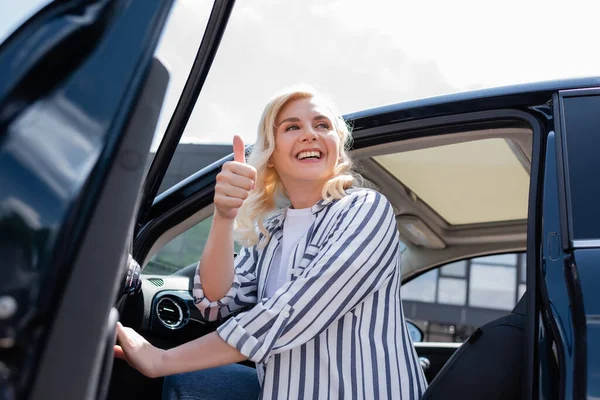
[
  {"left": 147, "top": 278, "right": 164, "bottom": 287},
  {"left": 156, "top": 297, "right": 185, "bottom": 329}
]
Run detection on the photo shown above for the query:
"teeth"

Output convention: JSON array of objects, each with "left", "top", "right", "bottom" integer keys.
[{"left": 297, "top": 151, "right": 321, "bottom": 160}]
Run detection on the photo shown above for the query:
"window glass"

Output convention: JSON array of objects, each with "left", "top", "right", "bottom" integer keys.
[
  {"left": 469, "top": 263, "right": 516, "bottom": 310},
  {"left": 143, "top": 216, "right": 241, "bottom": 275},
  {"left": 437, "top": 278, "right": 466, "bottom": 305},
  {"left": 476, "top": 253, "right": 518, "bottom": 265},
  {"left": 562, "top": 95, "right": 600, "bottom": 240},
  {"left": 402, "top": 252, "right": 524, "bottom": 343},
  {"left": 440, "top": 260, "right": 467, "bottom": 277},
  {"left": 374, "top": 139, "right": 530, "bottom": 225},
  {"left": 402, "top": 269, "right": 438, "bottom": 302}
]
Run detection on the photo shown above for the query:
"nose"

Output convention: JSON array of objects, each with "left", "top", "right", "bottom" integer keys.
[{"left": 300, "top": 127, "right": 318, "bottom": 143}]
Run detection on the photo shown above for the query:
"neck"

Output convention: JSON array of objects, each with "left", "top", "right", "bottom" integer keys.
[{"left": 284, "top": 180, "right": 325, "bottom": 209}]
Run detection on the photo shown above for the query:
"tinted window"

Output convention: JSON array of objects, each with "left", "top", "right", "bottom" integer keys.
[{"left": 563, "top": 95, "right": 600, "bottom": 240}]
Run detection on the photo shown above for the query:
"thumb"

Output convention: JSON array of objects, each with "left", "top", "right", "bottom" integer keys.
[
  {"left": 233, "top": 135, "right": 246, "bottom": 163},
  {"left": 114, "top": 345, "right": 126, "bottom": 360}
]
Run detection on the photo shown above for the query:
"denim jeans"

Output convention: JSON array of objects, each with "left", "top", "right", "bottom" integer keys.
[{"left": 161, "top": 363, "right": 261, "bottom": 400}]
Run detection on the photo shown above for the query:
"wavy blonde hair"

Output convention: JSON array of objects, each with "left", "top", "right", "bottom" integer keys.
[{"left": 234, "top": 85, "right": 358, "bottom": 248}]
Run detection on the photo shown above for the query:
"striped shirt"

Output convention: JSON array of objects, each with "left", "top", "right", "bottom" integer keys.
[{"left": 193, "top": 188, "right": 428, "bottom": 399}]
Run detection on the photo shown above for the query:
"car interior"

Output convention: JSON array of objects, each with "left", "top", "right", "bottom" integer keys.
[{"left": 110, "top": 118, "right": 533, "bottom": 399}]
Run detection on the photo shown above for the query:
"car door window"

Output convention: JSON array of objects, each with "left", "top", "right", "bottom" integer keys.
[
  {"left": 402, "top": 252, "right": 526, "bottom": 343},
  {"left": 560, "top": 93, "right": 600, "bottom": 241}
]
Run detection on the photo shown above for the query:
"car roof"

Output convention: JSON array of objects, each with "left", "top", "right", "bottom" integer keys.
[{"left": 346, "top": 76, "right": 600, "bottom": 132}]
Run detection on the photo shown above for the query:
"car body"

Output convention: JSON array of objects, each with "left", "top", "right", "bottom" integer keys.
[{"left": 1, "top": 1, "right": 599, "bottom": 399}]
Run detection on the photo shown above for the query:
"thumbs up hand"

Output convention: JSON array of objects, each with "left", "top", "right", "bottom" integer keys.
[{"left": 214, "top": 135, "right": 257, "bottom": 220}]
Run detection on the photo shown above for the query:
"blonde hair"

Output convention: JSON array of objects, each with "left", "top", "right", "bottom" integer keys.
[{"left": 234, "top": 85, "right": 358, "bottom": 248}]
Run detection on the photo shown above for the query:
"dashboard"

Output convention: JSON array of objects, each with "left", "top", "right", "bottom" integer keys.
[{"left": 136, "top": 263, "right": 220, "bottom": 344}]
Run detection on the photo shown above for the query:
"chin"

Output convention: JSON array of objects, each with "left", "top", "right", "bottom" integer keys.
[{"left": 296, "top": 172, "right": 333, "bottom": 183}]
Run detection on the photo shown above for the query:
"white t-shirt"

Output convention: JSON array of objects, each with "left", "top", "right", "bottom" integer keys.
[{"left": 264, "top": 207, "right": 315, "bottom": 297}]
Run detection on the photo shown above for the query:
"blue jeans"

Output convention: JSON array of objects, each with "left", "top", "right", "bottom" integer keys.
[{"left": 161, "top": 363, "right": 261, "bottom": 400}]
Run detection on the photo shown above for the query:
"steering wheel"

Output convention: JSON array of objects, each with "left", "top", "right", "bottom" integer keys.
[{"left": 114, "top": 253, "right": 142, "bottom": 311}]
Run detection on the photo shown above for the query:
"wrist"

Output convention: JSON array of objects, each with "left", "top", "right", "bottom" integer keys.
[
  {"left": 151, "top": 348, "right": 168, "bottom": 378},
  {"left": 213, "top": 211, "right": 236, "bottom": 224}
]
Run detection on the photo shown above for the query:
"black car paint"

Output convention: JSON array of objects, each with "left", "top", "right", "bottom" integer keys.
[
  {"left": 539, "top": 132, "right": 572, "bottom": 396},
  {"left": 1, "top": 1, "right": 600, "bottom": 398}
]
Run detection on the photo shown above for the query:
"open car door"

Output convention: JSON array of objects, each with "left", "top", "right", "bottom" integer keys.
[{"left": 0, "top": 1, "right": 234, "bottom": 399}]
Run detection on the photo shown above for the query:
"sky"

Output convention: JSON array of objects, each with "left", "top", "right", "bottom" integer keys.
[{"left": 2, "top": 0, "right": 599, "bottom": 150}]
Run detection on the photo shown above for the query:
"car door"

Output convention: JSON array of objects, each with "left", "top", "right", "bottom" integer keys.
[
  {"left": 0, "top": 1, "right": 234, "bottom": 399},
  {"left": 534, "top": 87, "right": 600, "bottom": 399}
]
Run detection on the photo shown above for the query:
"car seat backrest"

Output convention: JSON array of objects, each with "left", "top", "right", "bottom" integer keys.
[{"left": 421, "top": 295, "right": 527, "bottom": 400}]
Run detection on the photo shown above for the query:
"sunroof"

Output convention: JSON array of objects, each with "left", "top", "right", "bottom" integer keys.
[{"left": 374, "top": 138, "right": 530, "bottom": 225}]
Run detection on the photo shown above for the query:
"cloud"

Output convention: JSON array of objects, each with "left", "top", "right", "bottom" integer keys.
[{"left": 153, "top": 0, "right": 456, "bottom": 147}]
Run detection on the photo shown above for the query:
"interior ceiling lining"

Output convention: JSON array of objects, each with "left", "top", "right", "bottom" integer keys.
[{"left": 354, "top": 126, "right": 531, "bottom": 268}]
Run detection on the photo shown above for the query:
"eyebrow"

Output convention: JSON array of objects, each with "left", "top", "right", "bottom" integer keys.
[{"left": 276, "top": 115, "right": 331, "bottom": 127}]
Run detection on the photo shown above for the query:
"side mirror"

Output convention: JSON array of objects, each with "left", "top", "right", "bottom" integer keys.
[{"left": 406, "top": 319, "right": 424, "bottom": 343}]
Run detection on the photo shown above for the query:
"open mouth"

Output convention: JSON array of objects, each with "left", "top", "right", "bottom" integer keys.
[{"left": 296, "top": 150, "right": 322, "bottom": 160}]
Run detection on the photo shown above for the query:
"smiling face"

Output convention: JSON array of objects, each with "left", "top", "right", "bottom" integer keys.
[{"left": 270, "top": 97, "right": 341, "bottom": 194}]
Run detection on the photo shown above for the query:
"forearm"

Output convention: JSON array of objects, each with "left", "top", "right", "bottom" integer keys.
[
  {"left": 199, "top": 213, "right": 235, "bottom": 301},
  {"left": 158, "top": 332, "right": 247, "bottom": 376}
]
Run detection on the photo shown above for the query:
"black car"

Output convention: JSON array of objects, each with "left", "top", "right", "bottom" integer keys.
[{"left": 1, "top": 1, "right": 599, "bottom": 399}]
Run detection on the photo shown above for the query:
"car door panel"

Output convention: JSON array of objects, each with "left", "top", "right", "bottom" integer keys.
[
  {"left": 552, "top": 89, "right": 600, "bottom": 398},
  {"left": 29, "top": 44, "right": 172, "bottom": 400},
  {"left": 0, "top": 1, "right": 173, "bottom": 398}
]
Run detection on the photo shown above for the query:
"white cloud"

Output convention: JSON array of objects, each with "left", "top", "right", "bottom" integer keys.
[
  {"left": 311, "top": 0, "right": 600, "bottom": 89},
  {"left": 153, "top": 0, "right": 461, "bottom": 147}
]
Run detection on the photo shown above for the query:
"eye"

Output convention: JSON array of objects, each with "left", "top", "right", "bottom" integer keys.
[
  {"left": 284, "top": 124, "right": 300, "bottom": 132},
  {"left": 316, "top": 122, "right": 330, "bottom": 129}
]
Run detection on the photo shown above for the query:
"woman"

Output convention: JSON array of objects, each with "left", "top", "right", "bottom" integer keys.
[{"left": 115, "top": 86, "right": 428, "bottom": 399}]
